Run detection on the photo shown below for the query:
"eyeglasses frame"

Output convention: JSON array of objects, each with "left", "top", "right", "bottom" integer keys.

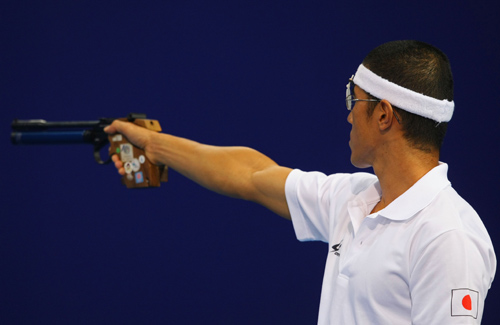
[{"left": 346, "top": 76, "right": 401, "bottom": 124}]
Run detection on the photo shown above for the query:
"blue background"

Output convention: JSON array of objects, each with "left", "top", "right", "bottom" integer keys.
[{"left": 2, "top": 1, "right": 499, "bottom": 323}]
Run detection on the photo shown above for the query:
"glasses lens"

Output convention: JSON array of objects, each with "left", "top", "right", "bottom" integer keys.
[
  {"left": 346, "top": 96, "right": 352, "bottom": 110},
  {"left": 346, "top": 79, "right": 354, "bottom": 110}
]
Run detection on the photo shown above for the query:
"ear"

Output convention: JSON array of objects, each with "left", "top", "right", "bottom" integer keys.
[{"left": 377, "top": 99, "right": 397, "bottom": 131}]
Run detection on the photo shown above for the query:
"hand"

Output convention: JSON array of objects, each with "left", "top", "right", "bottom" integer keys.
[{"left": 104, "top": 120, "right": 160, "bottom": 175}]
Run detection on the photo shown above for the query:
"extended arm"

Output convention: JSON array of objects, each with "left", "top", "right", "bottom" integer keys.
[{"left": 105, "top": 120, "right": 293, "bottom": 219}]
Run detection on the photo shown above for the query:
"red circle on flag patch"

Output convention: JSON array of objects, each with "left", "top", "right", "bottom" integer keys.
[{"left": 462, "top": 294, "right": 472, "bottom": 310}]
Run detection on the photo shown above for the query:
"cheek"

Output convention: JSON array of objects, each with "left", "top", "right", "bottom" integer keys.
[
  {"left": 349, "top": 120, "right": 359, "bottom": 139},
  {"left": 349, "top": 124, "right": 367, "bottom": 150}
]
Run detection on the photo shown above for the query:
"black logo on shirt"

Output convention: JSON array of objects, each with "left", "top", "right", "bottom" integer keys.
[{"left": 331, "top": 240, "right": 343, "bottom": 256}]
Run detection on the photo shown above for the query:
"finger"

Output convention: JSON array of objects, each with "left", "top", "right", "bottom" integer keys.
[
  {"left": 103, "top": 124, "right": 116, "bottom": 134},
  {"left": 114, "top": 159, "right": 123, "bottom": 169},
  {"left": 104, "top": 120, "right": 128, "bottom": 134}
]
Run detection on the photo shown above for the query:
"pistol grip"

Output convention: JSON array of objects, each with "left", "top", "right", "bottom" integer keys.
[{"left": 108, "top": 118, "right": 168, "bottom": 188}]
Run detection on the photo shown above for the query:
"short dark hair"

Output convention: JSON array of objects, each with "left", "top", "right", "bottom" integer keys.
[{"left": 362, "top": 40, "right": 453, "bottom": 152}]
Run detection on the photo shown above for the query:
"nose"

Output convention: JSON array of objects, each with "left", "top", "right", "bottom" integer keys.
[{"left": 347, "top": 110, "right": 353, "bottom": 125}]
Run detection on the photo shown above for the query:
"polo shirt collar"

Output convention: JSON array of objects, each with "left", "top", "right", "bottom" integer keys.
[{"left": 371, "top": 162, "right": 451, "bottom": 221}]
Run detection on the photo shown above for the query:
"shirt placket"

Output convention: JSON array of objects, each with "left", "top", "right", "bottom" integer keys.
[{"left": 338, "top": 200, "right": 371, "bottom": 277}]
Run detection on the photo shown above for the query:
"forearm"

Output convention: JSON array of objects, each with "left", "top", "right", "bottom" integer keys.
[{"left": 149, "top": 132, "right": 278, "bottom": 200}]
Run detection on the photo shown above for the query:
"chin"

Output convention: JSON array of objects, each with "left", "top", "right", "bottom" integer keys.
[{"left": 350, "top": 156, "right": 371, "bottom": 169}]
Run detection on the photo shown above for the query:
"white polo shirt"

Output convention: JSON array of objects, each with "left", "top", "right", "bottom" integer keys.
[{"left": 285, "top": 163, "right": 496, "bottom": 324}]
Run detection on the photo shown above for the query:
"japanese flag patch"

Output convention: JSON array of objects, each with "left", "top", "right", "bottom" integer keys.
[{"left": 451, "top": 288, "right": 479, "bottom": 318}]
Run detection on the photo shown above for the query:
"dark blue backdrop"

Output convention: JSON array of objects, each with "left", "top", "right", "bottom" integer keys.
[{"left": 2, "top": 1, "right": 499, "bottom": 324}]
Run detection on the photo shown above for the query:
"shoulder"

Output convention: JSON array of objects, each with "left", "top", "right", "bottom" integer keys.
[
  {"left": 417, "top": 186, "right": 489, "bottom": 238},
  {"left": 408, "top": 186, "right": 495, "bottom": 274}
]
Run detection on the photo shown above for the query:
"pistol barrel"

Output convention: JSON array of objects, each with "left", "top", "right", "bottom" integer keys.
[
  {"left": 11, "top": 119, "right": 101, "bottom": 131},
  {"left": 11, "top": 131, "right": 91, "bottom": 145}
]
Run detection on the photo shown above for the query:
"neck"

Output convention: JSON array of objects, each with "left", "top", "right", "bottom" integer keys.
[{"left": 371, "top": 145, "right": 439, "bottom": 213}]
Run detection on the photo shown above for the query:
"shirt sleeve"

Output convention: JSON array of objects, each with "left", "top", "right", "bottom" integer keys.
[
  {"left": 409, "top": 229, "right": 496, "bottom": 324},
  {"left": 285, "top": 169, "right": 376, "bottom": 243},
  {"left": 285, "top": 169, "right": 331, "bottom": 242}
]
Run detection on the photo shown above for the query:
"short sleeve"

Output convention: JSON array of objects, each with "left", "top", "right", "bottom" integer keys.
[
  {"left": 409, "top": 229, "right": 496, "bottom": 324},
  {"left": 285, "top": 169, "right": 331, "bottom": 242},
  {"left": 285, "top": 169, "right": 377, "bottom": 243}
]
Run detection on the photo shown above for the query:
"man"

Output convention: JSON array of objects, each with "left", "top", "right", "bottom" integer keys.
[{"left": 104, "top": 40, "right": 496, "bottom": 324}]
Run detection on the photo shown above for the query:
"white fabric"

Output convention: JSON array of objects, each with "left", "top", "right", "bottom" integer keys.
[
  {"left": 353, "top": 64, "right": 454, "bottom": 122},
  {"left": 285, "top": 163, "right": 496, "bottom": 324}
]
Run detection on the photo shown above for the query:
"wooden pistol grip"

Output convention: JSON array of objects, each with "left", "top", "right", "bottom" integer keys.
[{"left": 108, "top": 118, "right": 168, "bottom": 188}]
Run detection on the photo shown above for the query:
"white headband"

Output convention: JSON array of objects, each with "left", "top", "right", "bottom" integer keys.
[{"left": 352, "top": 64, "right": 454, "bottom": 122}]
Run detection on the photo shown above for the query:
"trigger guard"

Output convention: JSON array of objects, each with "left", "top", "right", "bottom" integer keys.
[{"left": 94, "top": 146, "right": 113, "bottom": 165}]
